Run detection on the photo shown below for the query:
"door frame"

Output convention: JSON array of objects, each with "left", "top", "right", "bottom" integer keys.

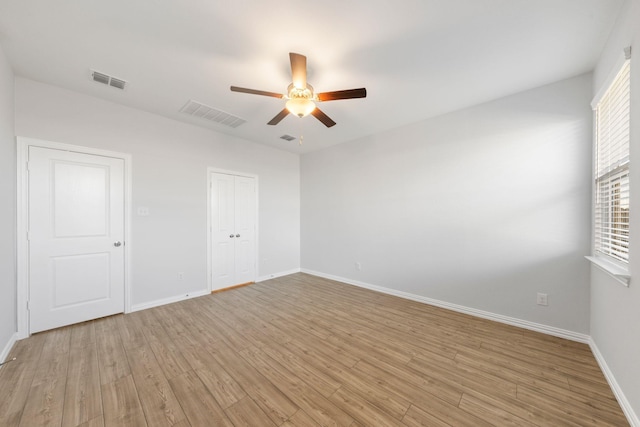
[
  {"left": 16, "top": 136, "right": 132, "bottom": 338},
  {"left": 206, "top": 167, "right": 259, "bottom": 293}
]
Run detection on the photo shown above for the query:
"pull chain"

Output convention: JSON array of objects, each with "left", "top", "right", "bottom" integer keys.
[{"left": 299, "top": 116, "right": 304, "bottom": 146}]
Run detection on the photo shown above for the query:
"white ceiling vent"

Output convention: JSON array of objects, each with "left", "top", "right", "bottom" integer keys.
[
  {"left": 180, "top": 100, "right": 246, "bottom": 128},
  {"left": 280, "top": 134, "right": 296, "bottom": 141},
  {"left": 91, "top": 70, "right": 127, "bottom": 90}
]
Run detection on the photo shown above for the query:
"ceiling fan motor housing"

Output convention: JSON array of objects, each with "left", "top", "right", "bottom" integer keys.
[{"left": 287, "top": 83, "right": 314, "bottom": 99}]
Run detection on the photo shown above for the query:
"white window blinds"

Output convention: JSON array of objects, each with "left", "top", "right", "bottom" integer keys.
[{"left": 594, "top": 59, "right": 631, "bottom": 263}]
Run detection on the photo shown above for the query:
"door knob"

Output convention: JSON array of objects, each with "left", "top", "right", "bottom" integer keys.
[
  {"left": 114, "top": 241, "right": 122, "bottom": 247},
  {"left": 229, "top": 234, "right": 235, "bottom": 238},
  {"left": 235, "top": 234, "right": 240, "bottom": 238}
]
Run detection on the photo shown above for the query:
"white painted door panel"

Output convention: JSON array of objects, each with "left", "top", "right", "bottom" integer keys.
[
  {"left": 28, "top": 147, "right": 125, "bottom": 333},
  {"left": 234, "top": 176, "right": 256, "bottom": 285},
  {"left": 211, "top": 173, "right": 236, "bottom": 289},
  {"left": 211, "top": 173, "right": 256, "bottom": 290}
]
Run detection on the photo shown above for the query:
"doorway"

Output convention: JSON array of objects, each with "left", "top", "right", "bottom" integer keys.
[{"left": 17, "top": 137, "right": 131, "bottom": 336}]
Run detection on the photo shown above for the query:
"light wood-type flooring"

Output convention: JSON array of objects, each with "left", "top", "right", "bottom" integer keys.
[{"left": 0, "top": 273, "right": 629, "bottom": 426}]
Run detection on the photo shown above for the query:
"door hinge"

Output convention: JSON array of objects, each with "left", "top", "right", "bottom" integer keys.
[
  {"left": 26, "top": 301, "right": 30, "bottom": 310},
  {"left": 27, "top": 231, "right": 31, "bottom": 241}
]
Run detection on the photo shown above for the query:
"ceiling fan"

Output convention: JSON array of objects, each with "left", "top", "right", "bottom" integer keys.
[{"left": 230, "top": 52, "right": 367, "bottom": 128}]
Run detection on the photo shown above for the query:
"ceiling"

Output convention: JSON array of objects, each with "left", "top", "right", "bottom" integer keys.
[{"left": 0, "top": 0, "right": 624, "bottom": 153}]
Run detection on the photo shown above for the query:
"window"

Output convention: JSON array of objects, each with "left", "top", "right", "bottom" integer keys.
[{"left": 594, "top": 57, "right": 631, "bottom": 263}]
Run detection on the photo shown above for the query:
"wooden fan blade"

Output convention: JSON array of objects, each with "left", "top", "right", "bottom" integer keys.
[
  {"left": 317, "top": 88, "right": 367, "bottom": 102},
  {"left": 267, "top": 108, "right": 290, "bottom": 125},
  {"left": 311, "top": 107, "right": 336, "bottom": 128},
  {"left": 230, "top": 86, "right": 284, "bottom": 98},
  {"left": 290, "top": 52, "right": 307, "bottom": 89}
]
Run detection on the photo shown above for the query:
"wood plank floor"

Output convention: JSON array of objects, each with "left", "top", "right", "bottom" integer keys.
[{"left": 0, "top": 273, "right": 628, "bottom": 426}]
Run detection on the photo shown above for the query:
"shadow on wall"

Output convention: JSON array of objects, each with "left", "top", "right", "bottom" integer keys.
[{"left": 301, "top": 74, "right": 593, "bottom": 333}]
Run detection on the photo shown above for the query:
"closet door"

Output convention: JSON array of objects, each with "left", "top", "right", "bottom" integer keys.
[{"left": 211, "top": 173, "right": 256, "bottom": 290}]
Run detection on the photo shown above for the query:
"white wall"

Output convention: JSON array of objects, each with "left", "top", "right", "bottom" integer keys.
[
  {"left": 591, "top": 0, "right": 640, "bottom": 423},
  {"left": 15, "top": 78, "right": 300, "bottom": 307},
  {"left": 0, "top": 44, "right": 16, "bottom": 357},
  {"left": 302, "top": 74, "right": 593, "bottom": 334}
]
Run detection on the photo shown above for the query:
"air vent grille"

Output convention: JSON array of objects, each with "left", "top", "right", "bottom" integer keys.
[
  {"left": 92, "top": 71, "right": 110, "bottom": 85},
  {"left": 180, "top": 100, "right": 246, "bottom": 128},
  {"left": 109, "top": 77, "right": 126, "bottom": 90},
  {"left": 280, "top": 134, "right": 296, "bottom": 141},
  {"left": 91, "top": 70, "right": 127, "bottom": 90}
]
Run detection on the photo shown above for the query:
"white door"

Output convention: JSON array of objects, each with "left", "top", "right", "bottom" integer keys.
[
  {"left": 211, "top": 173, "right": 256, "bottom": 290},
  {"left": 28, "top": 146, "right": 125, "bottom": 333}
]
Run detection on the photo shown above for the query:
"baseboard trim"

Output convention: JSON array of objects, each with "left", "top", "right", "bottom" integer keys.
[
  {"left": 256, "top": 268, "right": 301, "bottom": 283},
  {"left": 0, "top": 332, "right": 18, "bottom": 369},
  {"left": 589, "top": 339, "right": 640, "bottom": 427},
  {"left": 301, "top": 269, "right": 590, "bottom": 343},
  {"left": 130, "top": 289, "right": 210, "bottom": 313},
  {"left": 129, "top": 266, "right": 302, "bottom": 313}
]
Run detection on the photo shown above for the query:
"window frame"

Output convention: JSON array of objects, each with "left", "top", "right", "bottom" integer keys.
[{"left": 587, "top": 47, "right": 632, "bottom": 285}]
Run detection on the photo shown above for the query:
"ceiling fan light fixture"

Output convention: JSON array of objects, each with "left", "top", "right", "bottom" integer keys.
[
  {"left": 230, "top": 53, "right": 366, "bottom": 127},
  {"left": 286, "top": 97, "right": 316, "bottom": 118}
]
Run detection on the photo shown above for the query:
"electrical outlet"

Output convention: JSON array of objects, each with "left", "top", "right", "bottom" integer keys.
[
  {"left": 355, "top": 262, "right": 362, "bottom": 271},
  {"left": 537, "top": 293, "right": 548, "bottom": 306},
  {"left": 177, "top": 272, "right": 184, "bottom": 280}
]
